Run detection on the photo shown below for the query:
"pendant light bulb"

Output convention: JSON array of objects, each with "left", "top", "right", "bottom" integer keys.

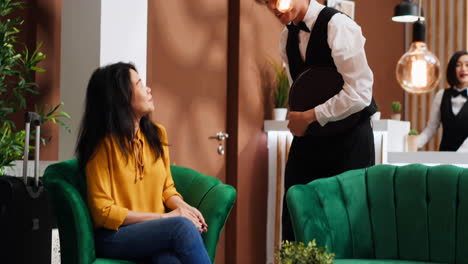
[
  {"left": 277, "top": 0, "right": 292, "bottom": 13},
  {"left": 395, "top": 20, "right": 441, "bottom": 94}
]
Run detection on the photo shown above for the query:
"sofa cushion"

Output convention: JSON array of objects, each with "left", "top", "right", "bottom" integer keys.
[
  {"left": 94, "top": 259, "right": 135, "bottom": 264},
  {"left": 334, "top": 259, "right": 445, "bottom": 264}
]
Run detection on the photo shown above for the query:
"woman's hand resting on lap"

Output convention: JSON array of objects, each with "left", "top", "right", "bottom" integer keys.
[{"left": 164, "top": 195, "right": 208, "bottom": 233}]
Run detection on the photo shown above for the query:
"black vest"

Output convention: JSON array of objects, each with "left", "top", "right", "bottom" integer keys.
[
  {"left": 286, "top": 7, "right": 376, "bottom": 135},
  {"left": 439, "top": 88, "right": 468, "bottom": 151},
  {"left": 287, "top": 7, "right": 338, "bottom": 76}
]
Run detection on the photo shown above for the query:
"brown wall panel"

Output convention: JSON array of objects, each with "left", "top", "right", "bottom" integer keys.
[
  {"left": 147, "top": 0, "right": 229, "bottom": 180},
  {"left": 35, "top": 0, "right": 62, "bottom": 160},
  {"left": 147, "top": 1, "right": 229, "bottom": 263},
  {"left": 236, "top": 2, "right": 280, "bottom": 263},
  {"left": 16, "top": 0, "right": 62, "bottom": 160},
  {"left": 355, "top": 0, "right": 406, "bottom": 119}
]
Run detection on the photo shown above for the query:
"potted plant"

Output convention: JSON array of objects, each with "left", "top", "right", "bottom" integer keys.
[
  {"left": 276, "top": 240, "right": 335, "bottom": 264},
  {"left": 272, "top": 60, "right": 289, "bottom": 120},
  {"left": 407, "top": 129, "right": 419, "bottom": 152},
  {"left": 391, "top": 101, "right": 402, "bottom": 120},
  {"left": 0, "top": 0, "right": 70, "bottom": 175}
]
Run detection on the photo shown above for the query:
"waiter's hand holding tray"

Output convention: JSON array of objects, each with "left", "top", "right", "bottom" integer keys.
[{"left": 288, "top": 66, "right": 362, "bottom": 136}]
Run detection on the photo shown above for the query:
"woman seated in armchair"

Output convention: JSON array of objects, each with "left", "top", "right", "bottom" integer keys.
[{"left": 76, "top": 62, "right": 211, "bottom": 264}]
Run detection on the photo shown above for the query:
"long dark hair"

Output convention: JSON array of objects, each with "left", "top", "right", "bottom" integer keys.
[
  {"left": 76, "top": 62, "right": 164, "bottom": 169},
  {"left": 446, "top": 50, "right": 468, "bottom": 87}
]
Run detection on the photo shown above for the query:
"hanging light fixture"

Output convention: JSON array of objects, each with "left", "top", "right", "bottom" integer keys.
[
  {"left": 395, "top": 0, "right": 440, "bottom": 94},
  {"left": 276, "top": 0, "right": 292, "bottom": 13},
  {"left": 392, "top": 0, "right": 425, "bottom": 23}
]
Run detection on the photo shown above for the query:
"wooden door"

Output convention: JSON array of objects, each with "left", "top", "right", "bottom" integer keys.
[{"left": 147, "top": 0, "right": 229, "bottom": 263}]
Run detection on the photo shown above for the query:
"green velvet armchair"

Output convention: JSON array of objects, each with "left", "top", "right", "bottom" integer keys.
[
  {"left": 43, "top": 159, "right": 236, "bottom": 264},
  {"left": 286, "top": 164, "right": 468, "bottom": 264}
]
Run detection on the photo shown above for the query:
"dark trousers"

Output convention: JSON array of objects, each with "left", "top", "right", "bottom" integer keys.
[
  {"left": 281, "top": 117, "right": 375, "bottom": 241},
  {"left": 94, "top": 217, "right": 211, "bottom": 264}
]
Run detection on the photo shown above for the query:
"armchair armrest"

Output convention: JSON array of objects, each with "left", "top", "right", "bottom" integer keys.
[
  {"left": 44, "top": 176, "right": 96, "bottom": 264},
  {"left": 170, "top": 165, "right": 236, "bottom": 263},
  {"left": 198, "top": 183, "right": 236, "bottom": 262}
]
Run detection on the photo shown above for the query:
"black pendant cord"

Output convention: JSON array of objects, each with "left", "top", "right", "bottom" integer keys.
[
  {"left": 418, "top": 0, "right": 422, "bottom": 18},
  {"left": 412, "top": 0, "right": 425, "bottom": 42}
]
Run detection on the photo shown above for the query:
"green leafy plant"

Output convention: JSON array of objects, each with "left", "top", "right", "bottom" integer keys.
[
  {"left": 276, "top": 240, "right": 335, "bottom": 264},
  {"left": 35, "top": 102, "right": 71, "bottom": 133},
  {"left": 0, "top": 123, "right": 25, "bottom": 175},
  {"left": 0, "top": 0, "right": 70, "bottom": 174},
  {"left": 408, "top": 129, "right": 419, "bottom": 136},
  {"left": 271, "top": 60, "right": 290, "bottom": 108},
  {"left": 391, "top": 101, "right": 401, "bottom": 113}
]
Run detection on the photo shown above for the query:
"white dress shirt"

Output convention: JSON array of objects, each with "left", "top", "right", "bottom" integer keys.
[
  {"left": 418, "top": 87, "right": 468, "bottom": 152},
  {"left": 279, "top": 1, "right": 373, "bottom": 126}
]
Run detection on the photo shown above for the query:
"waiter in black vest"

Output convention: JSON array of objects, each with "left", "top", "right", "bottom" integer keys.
[{"left": 267, "top": 0, "right": 376, "bottom": 241}]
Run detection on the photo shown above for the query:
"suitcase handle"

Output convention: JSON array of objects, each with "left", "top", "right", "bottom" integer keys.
[
  {"left": 22, "top": 112, "right": 41, "bottom": 188},
  {"left": 24, "top": 112, "right": 41, "bottom": 125}
]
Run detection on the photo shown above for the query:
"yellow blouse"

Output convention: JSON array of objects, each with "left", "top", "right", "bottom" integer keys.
[{"left": 86, "top": 124, "right": 181, "bottom": 230}]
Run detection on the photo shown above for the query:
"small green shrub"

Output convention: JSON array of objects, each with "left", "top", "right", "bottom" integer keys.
[
  {"left": 276, "top": 240, "right": 335, "bottom": 264},
  {"left": 391, "top": 101, "right": 401, "bottom": 113},
  {"left": 408, "top": 129, "right": 419, "bottom": 136}
]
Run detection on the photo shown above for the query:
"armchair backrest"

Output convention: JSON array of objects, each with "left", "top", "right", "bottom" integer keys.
[
  {"left": 287, "top": 164, "right": 468, "bottom": 263},
  {"left": 44, "top": 159, "right": 236, "bottom": 264}
]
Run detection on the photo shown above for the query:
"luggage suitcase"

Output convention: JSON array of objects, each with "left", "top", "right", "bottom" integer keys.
[{"left": 0, "top": 112, "right": 52, "bottom": 264}]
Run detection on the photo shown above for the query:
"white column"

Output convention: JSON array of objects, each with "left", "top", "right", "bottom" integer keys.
[
  {"left": 265, "top": 131, "right": 292, "bottom": 264},
  {"left": 59, "top": 0, "right": 101, "bottom": 160},
  {"left": 59, "top": 0, "right": 148, "bottom": 160},
  {"left": 100, "top": 0, "right": 148, "bottom": 84}
]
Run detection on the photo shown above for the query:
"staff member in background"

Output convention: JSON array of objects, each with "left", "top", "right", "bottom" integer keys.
[
  {"left": 266, "top": 0, "right": 376, "bottom": 241},
  {"left": 418, "top": 51, "right": 468, "bottom": 152}
]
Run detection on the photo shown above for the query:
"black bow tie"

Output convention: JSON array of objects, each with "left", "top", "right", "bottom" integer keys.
[
  {"left": 287, "top": 21, "right": 310, "bottom": 33},
  {"left": 450, "top": 88, "right": 468, "bottom": 98}
]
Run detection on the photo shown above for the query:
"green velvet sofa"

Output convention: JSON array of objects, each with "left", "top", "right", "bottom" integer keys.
[
  {"left": 43, "top": 159, "right": 236, "bottom": 264},
  {"left": 286, "top": 164, "right": 468, "bottom": 264}
]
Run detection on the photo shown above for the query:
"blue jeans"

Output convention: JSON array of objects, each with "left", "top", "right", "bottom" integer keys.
[{"left": 94, "top": 217, "right": 211, "bottom": 264}]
